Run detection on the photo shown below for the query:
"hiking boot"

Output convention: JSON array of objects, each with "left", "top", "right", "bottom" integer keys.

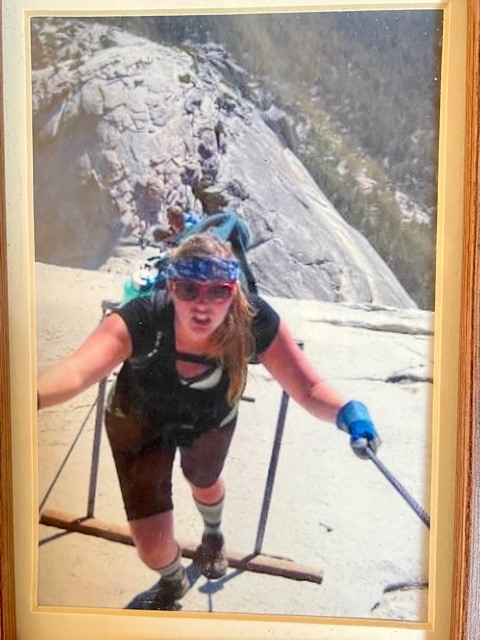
[
  {"left": 194, "top": 532, "right": 228, "bottom": 579},
  {"left": 147, "top": 567, "right": 189, "bottom": 610}
]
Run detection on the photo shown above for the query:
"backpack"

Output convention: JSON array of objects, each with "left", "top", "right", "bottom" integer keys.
[{"left": 122, "top": 211, "right": 257, "bottom": 304}]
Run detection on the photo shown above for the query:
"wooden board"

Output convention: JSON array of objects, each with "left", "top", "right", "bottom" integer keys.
[{"left": 40, "top": 508, "right": 323, "bottom": 584}]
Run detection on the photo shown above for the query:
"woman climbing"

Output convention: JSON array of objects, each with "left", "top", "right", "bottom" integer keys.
[{"left": 37, "top": 233, "right": 380, "bottom": 609}]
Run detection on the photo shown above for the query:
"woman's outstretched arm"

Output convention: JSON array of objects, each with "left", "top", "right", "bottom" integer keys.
[
  {"left": 37, "top": 313, "right": 132, "bottom": 409},
  {"left": 259, "top": 320, "right": 345, "bottom": 423},
  {"left": 260, "top": 320, "right": 380, "bottom": 457}
]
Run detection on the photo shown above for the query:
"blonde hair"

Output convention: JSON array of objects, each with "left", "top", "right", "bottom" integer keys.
[{"left": 171, "top": 233, "right": 256, "bottom": 403}]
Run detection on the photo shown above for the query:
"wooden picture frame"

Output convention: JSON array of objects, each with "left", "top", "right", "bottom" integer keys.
[{"left": 0, "top": 0, "right": 478, "bottom": 638}]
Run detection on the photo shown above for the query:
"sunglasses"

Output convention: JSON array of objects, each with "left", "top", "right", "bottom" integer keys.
[{"left": 171, "top": 279, "right": 235, "bottom": 302}]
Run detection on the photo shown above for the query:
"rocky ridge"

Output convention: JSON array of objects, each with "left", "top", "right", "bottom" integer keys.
[{"left": 32, "top": 17, "right": 415, "bottom": 308}]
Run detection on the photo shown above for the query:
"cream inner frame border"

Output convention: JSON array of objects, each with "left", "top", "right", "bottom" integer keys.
[{"left": 3, "top": 0, "right": 466, "bottom": 639}]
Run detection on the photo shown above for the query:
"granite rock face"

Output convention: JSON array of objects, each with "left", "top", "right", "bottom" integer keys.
[{"left": 31, "top": 18, "right": 415, "bottom": 308}]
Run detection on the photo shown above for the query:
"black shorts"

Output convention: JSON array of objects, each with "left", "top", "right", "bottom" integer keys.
[{"left": 104, "top": 407, "right": 237, "bottom": 521}]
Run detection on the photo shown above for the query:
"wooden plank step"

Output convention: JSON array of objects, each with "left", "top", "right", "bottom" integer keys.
[{"left": 40, "top": 508, "right": 323, "bottom": 584}]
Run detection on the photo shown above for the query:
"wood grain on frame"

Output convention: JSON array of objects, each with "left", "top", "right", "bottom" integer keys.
[
  {"left": 0, "top": 2, "right": 479, "bottom": 639},
  {"left": 0, "top": 3, "right": 17, "bottom": 639},
  {"left": 452, "top": 1, "right": 480, "bottom": 638}
]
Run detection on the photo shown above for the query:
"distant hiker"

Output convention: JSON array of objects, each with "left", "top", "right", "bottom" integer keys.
[
  {"left": 37, "top": 233, "right": 380, "bottom": 610},
  {"left": 136, "top": 219, "right": 148, "bottom": 249},
  {"left": 152, "top": 205, "right": 200, "bottom": 246},
  {"left": 166, "top": 204, "right": 185, "bottom": 235},
  {"left": 129, "top": 215, "right": 148, "bottom": 249}
]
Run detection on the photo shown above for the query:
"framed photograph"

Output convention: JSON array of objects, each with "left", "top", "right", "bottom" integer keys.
[{"left": 1, "top": 0, "right": 478, "bottom": 638}]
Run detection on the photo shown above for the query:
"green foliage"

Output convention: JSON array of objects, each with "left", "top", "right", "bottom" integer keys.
[{"left": 278, "top": 87, "right": 436, "bottom": 309}]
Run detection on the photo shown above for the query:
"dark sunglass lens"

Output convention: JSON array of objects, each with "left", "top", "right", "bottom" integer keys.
[
  {"left": 208, "top": 284, "right": 233, "bottom": 300},
  {"left": 176, "top": 280, "right": 199, "bottom": 300}
]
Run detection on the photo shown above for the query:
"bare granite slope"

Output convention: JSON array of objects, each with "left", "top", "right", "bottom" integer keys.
[{"left": 32, "top": 18, "right": 415, "bottom": 308}]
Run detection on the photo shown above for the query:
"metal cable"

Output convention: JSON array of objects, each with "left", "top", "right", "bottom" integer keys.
[
  {"left": 39, "top": 398, "right": 97, "bottom": 512},
  {"left": 365, "top": 446, "right": 430, "bottom": 528}
]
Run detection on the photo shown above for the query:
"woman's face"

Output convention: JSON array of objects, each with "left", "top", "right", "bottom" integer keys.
[{"left": 168, "top": 279, "right": 236, "bottom": 344}]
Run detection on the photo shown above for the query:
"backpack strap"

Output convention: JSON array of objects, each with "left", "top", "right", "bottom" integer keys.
[{"left": 152, "top": 289, "right": 172, "bottom": 328}]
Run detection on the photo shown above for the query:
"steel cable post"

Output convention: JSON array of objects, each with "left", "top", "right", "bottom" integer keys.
[
  {"left": 86, "top": 300, "right": 118, "bottom": 518},
  {"left": 254, "top": 340, "right": 304, "bottom": 555},
  {"left": 86, "top": 376, "right": 107, "bottom": 518}
]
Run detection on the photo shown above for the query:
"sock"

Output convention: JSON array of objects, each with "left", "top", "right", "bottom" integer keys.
[
  {"left": 156, "top": 545, "right": 184, "bottom": 583},
  {"left": 194, "top": 497, "right": 224, "bottom": 537}
]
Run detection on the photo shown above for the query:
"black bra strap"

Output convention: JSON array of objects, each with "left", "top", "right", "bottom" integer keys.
[{"left": 175, "top": 351, "right": 219, "bottom": 367}]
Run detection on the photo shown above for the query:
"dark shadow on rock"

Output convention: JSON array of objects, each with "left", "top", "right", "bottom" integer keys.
[
  {"left": 38, "top": 530, "right": 73, "bottom": 546},
  {"left": 124, "top": 562, "right": 202, "bottom": 611},
  {"left": 198, "top": 567, "right": 245, "bottom": 595}
]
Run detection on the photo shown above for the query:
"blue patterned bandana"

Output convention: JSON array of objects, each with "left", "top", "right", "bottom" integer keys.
[{"left": 166, "top": 256, "right": 240, "bottom": 282}]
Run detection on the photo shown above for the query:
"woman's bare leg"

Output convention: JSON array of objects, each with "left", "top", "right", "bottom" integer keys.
[
  {"left": 129, "top": 511, "right": 188, "bottom": 605},
  {"left": 129, "top": 511, "right": 178, "bottom": 569},
  {"left": 180, "top": 421, "right": 237, "bottom": 579}
]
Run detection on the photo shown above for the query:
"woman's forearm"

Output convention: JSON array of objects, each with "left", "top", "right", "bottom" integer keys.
[
  {"left": 37, "top": 313, "right": 132, "bottom": 410},
  {"left": 37, "top": 357, "right": 94, "bottom": 409},
  {"left": 291, "top": 378, "right": 345, "bottom": 424}
]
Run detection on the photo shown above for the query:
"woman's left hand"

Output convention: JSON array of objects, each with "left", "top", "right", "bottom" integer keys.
[{"left": 336, "top": 400, "right": 381, "bottom": 459}]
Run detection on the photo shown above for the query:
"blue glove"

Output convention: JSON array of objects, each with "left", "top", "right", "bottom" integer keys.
[{"left": 336, "top": 400, "right": 380, "bottom": 459}]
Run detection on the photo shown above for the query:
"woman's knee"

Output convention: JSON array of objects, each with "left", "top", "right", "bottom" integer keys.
[
  {"left": 180, "top": 424, "right": 235, "bottom": 486},
  {"left": 190, "top": 477, "right": 225, "bottom": 504},
  {"left": 129, "top": 512, "right": 178, "bottom": 569}
]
